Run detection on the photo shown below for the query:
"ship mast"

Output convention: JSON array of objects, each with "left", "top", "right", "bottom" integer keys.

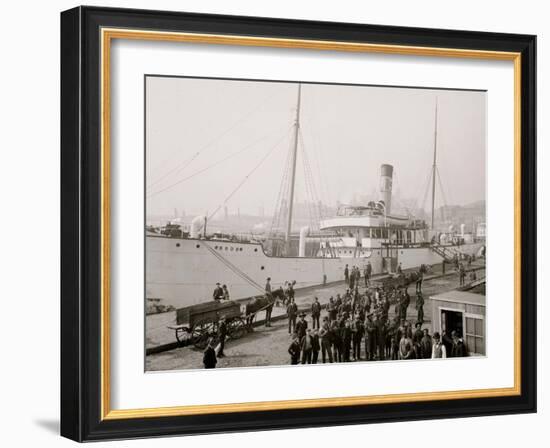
[
  {"left": 431, "top": 98, "right": 438, "bottom": 230},
  {"left": 285, "top": 84, "right": 302, "bottom": 250}
]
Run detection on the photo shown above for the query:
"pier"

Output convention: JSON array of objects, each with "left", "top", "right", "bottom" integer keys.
[{"left": 146, "top": 260, "right": 485, "bottom": 369}]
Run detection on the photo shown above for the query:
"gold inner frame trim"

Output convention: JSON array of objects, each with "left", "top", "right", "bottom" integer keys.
[{"left": 100, "top": 27, "right": 522, "bottom": 420}]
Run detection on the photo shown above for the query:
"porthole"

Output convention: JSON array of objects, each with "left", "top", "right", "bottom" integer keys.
[
  {"left": 176, "top": 243, "right": 180, "bottom": 247},
  {"left": 195, "top": 244, "right": 200, "bottom": 248},
  {"left": 254, "top": 248, "right": 258, "bottom": 252},
  {"left": 261, "top": 266, "right": 265, "bottom": 270},
  {"left": 214, "top": 246, "right": 218, "bottom": 250},
  {"left": 225, "top": 247, "right": 228, "bottom": 250},
  {"left": 230, "top": 247, "right": 234, "bottom": 251}
]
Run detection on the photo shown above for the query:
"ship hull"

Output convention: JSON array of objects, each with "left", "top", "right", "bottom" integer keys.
[{"left": 146, "top": 236, "right": 484, "bottom": 308}]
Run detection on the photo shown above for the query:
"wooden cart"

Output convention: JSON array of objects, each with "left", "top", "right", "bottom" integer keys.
[{"left": 169, "top": 300, "right": 247, "bottom": 350}]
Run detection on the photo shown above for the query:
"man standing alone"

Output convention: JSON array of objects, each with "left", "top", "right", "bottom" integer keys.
[
  {"left": 311, "top": 297, "right": 321, "bottom": 329},
  {"left": 286, "top": 298, "right": 298, "bottom": 334}
]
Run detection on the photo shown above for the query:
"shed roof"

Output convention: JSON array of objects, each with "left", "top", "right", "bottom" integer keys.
[{"left": 429, "top": 290, "right": 486, "bottom": 307}]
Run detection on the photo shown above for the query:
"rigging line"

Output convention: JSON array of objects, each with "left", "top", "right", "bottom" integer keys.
[
  {"left": 299, "top": 137, "right": 317, "bottom": 231},
  {"left": 208, "top": 128, "right": 292, "bottom": 221},
  {"left": 147, "top": 90, "right": 280, "bottom": 190},
  {"left": 299, "top": 112, "right": 327, "bottom": 212},
  {"left": 301, "top": 143, "right": 316, "bottom": 232},
  {"left": 147, "top": 123, "right": 290, "bottom": 198},
  {"left": 306, "top": 91, "right": 332, "bottom": 207},
  {"left": 270, "top": 140, "right": 292, "bottom": 237},
  {"left": 411, "top": 165, "right": 433, "bottom": 212},
  {"left": 436, "top": 167, "right": 449, "bottom": 209},
  {"left": 203, "top": 243, "right": 265, "bottom": 292},
  {"left": 420, "top": 169, "right": 433, "bottom": 218},
  {"left": 299, "top": 129, "right": 322, "bottom": 224}
]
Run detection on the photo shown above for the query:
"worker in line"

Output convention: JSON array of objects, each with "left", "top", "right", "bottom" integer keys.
[
  {"left": 286, "top": 298, "right": 298, "bottom": 334},
  {"left": 311, "top": 297, "right": 321, "bottom": 329}
]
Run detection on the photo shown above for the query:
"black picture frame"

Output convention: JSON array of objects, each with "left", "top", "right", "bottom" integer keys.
[{"left": 61, "top": 5, "right": 536, "bottom": 442}]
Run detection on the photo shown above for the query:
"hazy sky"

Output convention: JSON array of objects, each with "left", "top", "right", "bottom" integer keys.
[{"left": 146, "top": 76, "right": 486, "bottom": 218}]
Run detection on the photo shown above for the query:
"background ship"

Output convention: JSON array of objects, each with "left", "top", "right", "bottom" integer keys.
[{"left": 146, "top": 85, "right": 485, "bottom": 308}]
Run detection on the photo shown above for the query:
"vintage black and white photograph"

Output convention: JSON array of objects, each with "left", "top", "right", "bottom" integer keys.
[{"left": 145, "top": 76, "right": 487, "bottom": 371}]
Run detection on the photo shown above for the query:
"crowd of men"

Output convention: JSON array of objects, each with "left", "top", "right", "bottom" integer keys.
[
  {"left": 287, "top": 271, "right": 467, "bottom": 365},
  {"left": 205, "top": 262, "right": 472, "bottom": 368}
]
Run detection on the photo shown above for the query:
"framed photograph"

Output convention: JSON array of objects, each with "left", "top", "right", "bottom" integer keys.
[{"left": 61, "top": 6, "right": 536, "bottom": 441}]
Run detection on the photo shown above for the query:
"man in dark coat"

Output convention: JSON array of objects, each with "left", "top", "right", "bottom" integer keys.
[
  {"left": 365, "top": 314, "right": 377, "bottom": 361},
  {"left": 295, "top": 313, "right": 308, "bottom": 341},
  {"left": 286, "top": 298, "right": 298, "bottom": 334},
  {"left": 375, "top": 315, "right": 386, "bottom": 360},
  {"left": 331, "top": 320, "right": 342, "bottom": 362},
  {"left": 327, "top": 296, "right": 337, "bottom": 322},
  {"left": 420, "top": 328, "right": 433, "bottom": 359},
  {"left": 301, "top": 329, "right": 314, "bottom": 364},
  {"left": 451, "top": 330, "right": 467, "bottom": 357},
  {"left": 203, "top": 338, "right": 217, "bottom": 369},
  {"left": 342, "top": 321, "right": 352, "bottom": 362},
  {"left": 288, "top": 333, "right": 301, "bottom": 365},
  {"left": 344, "top": 265, "right": 349, "bottom": 284},
  {"left": 212, "top": 282, "right": 224, "bottom": 301},
  {"left": 311, "top": 297, "right": 321, "bottom": 329},
  {"left": 217, "top": 317, "right": 227, "bottom": 357},
  {"left": 442, "top": 330, "right": 453, "bottom": 355},
  {"left": 351, "top": 315, "right": 364, "bottom": 361},
  {"left": 319, "top": 317, "right": 333, "bottom": 363}
]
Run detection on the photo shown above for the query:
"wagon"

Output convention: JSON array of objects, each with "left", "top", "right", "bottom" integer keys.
[{"left": 169, "top": 300, "right": 247, "bottom": 350}]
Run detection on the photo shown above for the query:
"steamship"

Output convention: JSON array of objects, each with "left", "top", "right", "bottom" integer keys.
[{"left": 146, "top": 85, "right": 485, "bottom": 308}]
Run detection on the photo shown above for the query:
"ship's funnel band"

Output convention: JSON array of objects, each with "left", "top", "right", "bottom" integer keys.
[{"left": 379, "top": 164, "right": 394, "bottom": 215}]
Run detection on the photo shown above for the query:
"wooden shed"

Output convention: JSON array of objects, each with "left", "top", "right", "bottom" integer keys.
[{"left": 429, "top": 289, "right": 486, "bottom": 356}]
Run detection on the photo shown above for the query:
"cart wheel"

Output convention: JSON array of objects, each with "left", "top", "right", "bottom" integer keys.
[
  {"left": 192, "top": 318, "right": 216, "bottom": 350},
  {"left": 228, "top": 317, "right": 246, "bottom": 340}
]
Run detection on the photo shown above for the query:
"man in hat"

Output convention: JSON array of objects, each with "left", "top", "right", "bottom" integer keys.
[
  {"left": 451, "top": 330, "right": 467, "bottom": 357},
  {"left": 365, "top": 261, "right": 372, "bottom": 287},
  {"left": 295, "top": 312, "right": 308, "bottom": 341},
  {"left": 376, "top": 314, "right": 387, "bottom": 361},
  {"left": 342, "top": 320, "right": 353, "bottom": 362},
  {"left": 217, "top": 317, "right": 227, "bottom": 357},
  {"left": 330, "top": 319, "right": 342, "bottom": 362},
  {"left": 301, "top": 328, "right": 314, "bottom": 364},
  {"left": 203, "top": 338, "right": 217, "bottom": 369},
  {"left": 311, "top": 296, "right": 321, "bottom": 329},
  {"left": 344, "top": 264, "right": 349, "bottom": 285},
  {"left": 288, "top": 333, "right": 301, "bottom": 365},
  {"left": 365, "top": 313, "right": 377, "bottom": 361},
  {"left": 286, "top": 298, "right": 298, "bottom": 334},
  {"left": 351, "top": 315, "right": 364, "bottom": 361},
  {"left": 327, "top": 296, "right": 337, "bottom": 322},
  {"left": 212, "top": 282, "right": 224, "bottom": 301},
  {"left": 420, "top": 328, "right": 433, "bottom": 359},
  {"left": 319, "top": 317, "right": 333, "bottom": 363},
  {"left": 413, "top": 322, "right": 424, "bottom": 345},
  {"left": 265, "top": 277, "right": 272, "bottom": 296},
  {"left": 431, "top": 332, "right": 447, "bottom": 358}
]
